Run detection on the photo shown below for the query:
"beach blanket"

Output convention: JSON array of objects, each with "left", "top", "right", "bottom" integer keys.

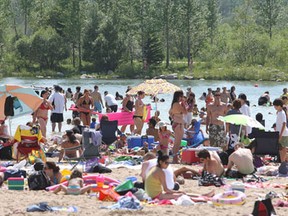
[{"left": 100, "top": 196, "right": 142, "bottom": 210}]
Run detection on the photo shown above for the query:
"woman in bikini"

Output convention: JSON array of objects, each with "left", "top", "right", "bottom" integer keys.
[
  {"left": 33, "top": 90, "right": 53, "bottom": 138},
  {"left": 133, "top": 91, "right": 145, "bottom": 135},
  {"left": 77, "top": 89, "right": 94, "bottom": 126},
  {"left": 169, "top": 90, "right": 187, "bottom": 163},
  {"left": 120, "top": 94, "right": 134, "bottom": 133}
]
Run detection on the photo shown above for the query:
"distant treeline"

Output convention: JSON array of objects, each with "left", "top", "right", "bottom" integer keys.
[{"left": 0, "top": 0, "right": 288, "bottom": 80}]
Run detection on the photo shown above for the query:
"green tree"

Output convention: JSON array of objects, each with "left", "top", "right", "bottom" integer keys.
[
  {"left": 206, "top": 0, "right": 219, "bottom": 44},
  {"left": 179, "top": 0, "right": 208, "bottom": 73},
  {"left": 254, "top": 0, "right": 282, "bottom": 39},
  {"left": 16, "top": 27, "right": 69, "bottom": 70},
  {"left": 143, "top": 33, "right": 164, "bottom": 67}
]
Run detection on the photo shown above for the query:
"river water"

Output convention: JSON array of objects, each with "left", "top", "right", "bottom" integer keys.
[{"left": 1, "top": 77, "right": 286, "bottom": 137}]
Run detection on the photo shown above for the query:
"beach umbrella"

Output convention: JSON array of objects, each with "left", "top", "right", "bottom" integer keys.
[
  {"left": 127, "top": 79, "right": 181, "bottom": 95},
  {"left": 218, "top": 114, "right": 265, "bottom": 141},
  {"left": 0, "top": 84, "right": 42, "bottom": 121},
  {"left": 127, "top": 79, "right": 181, "bottom": 110}
]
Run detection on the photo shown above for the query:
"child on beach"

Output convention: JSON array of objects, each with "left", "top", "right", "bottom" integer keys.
[
  {"left": 151, "top": 110, "right": 161, "bottom": 123},
  {"left": 53, "top": 170, "right": 91, "bottom": 195},
  {"left": 90, "top": 117, "right": 97, "bottom": 129},
  {"left": 192, "top": 104, "right": 199, "bottom": 116},
  {"left": 273, "top": 98, "right": 288, "bottom": 174},
  {"left": 158, "top": 121, "right": 172, "bottom": 155},
  {"left": 146, "top": 118, "right": 159, "bottom": 142},
  {"left": 185, "top": 119, "right": 198, "bottom": 139}
]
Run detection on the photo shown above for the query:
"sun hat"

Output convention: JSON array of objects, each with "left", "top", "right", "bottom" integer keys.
[{"left": 157, "top": 121, "right": 167, "bottom": 128}]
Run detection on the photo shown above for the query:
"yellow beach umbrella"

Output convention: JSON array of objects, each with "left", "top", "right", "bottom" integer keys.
[{"left": 127, "top": 79, "right": 181, "bottom": 95}]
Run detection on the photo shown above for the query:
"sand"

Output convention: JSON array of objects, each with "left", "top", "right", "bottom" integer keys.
[{"left": 1, "top": 162, "right": 288, "bottom": 216}]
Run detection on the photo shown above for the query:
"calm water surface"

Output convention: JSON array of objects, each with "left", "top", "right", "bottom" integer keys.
[{"left": 1, "top": 77, "right": 287, "bottom": 137}]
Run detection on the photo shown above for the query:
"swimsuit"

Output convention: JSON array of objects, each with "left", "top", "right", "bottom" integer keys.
[
  {"left": 67, "top": 185, "right": 81, "bottom": 195},
  {"left": 133, "top": 115, "right": 143, "bottom": 119},
  {"left": 39, "top": 102, "right": 49, "bottom": 110},
  {"left": 172, "top": 122, "right": 182, "bottom": 130},
  {"left": 126, "top": 100, "right": 134, "bottom": 111},
  {"left": 145, "top": 167, "right": 163, "bottom": 199}
]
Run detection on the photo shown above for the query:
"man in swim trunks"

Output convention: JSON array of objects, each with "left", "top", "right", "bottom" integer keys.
[
  {"left": 48, "top": 85, "right": 66, "bottom": 133},
  {"left": 91, "top": 85, "right": 104, "bottom": 113},
  {"left": 197, "top": 149, "right": 224, "bottom": 177},
  {"left": 206, "top": 92, "right": 227, "bottom": 149}
]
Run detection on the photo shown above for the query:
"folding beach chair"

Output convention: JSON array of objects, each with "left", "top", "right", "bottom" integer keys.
[
  {"left": 183, "top": 120, "right": 205, "bottom": 148},
  {"left": 62, "top": 145, "right": 86, "bottom": 170},
  {"left": 253, "top": 131, "right": 279, "bottom": 159},
  {"left": 100, "top": 120, "right": 119, "bottom": 146},
  {"left": 82, "top": 128, "right": 101, "bottom": 159}
]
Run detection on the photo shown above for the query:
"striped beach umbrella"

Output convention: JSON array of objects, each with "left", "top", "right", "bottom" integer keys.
[{"left": 0, "top": 84, "right": 42, "bottom": 121}]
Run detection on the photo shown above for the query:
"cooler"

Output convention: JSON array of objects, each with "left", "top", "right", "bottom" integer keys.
[
  {"left": 8, "top": 177, "right": 24, "bottom": 190},
  {"left": 181, "top": 148, "right": 200, "bottom": 164},
  {"left": 127, "top": 135, "right": 154, "bottom": 149}
]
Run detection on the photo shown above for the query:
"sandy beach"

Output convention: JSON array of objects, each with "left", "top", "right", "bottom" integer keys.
[{"left": 1, "top": 161, "right": 288, "bottom": 216}]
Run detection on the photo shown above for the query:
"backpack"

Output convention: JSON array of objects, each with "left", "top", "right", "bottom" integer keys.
[{"left": 28, "top": 171, "right": 51, "bottom": 190}]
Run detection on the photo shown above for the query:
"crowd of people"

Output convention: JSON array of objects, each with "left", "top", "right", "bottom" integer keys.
[{"left": 1, "top": 83, "right": 288, "bottom": 192}]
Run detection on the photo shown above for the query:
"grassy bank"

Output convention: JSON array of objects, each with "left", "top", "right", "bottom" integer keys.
[{"left": 1, "top": 62, "right": 287, "bottom": 81}]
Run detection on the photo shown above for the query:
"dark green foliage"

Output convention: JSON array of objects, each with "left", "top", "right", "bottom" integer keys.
[
  {"left": 143, "top": 33, "right": 164, "bottom": 66},
  {"left": 0, "top": 0, "right": 288, "bottom": 80}
]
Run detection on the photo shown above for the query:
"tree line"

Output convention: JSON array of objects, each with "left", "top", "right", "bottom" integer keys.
[{"left": 0, "top": 0, "right": 287, "bottom": 79}]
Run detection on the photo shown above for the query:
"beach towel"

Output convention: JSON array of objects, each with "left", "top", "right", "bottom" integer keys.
[
  {"left": 90, "top": 131, "right": 102, "bottom": 146},
  {"left": 101, "top": 196, "right": 143, "bottom": 210},
  {"left": 27, "top": 202, "right": 53, "bottom": 212}
]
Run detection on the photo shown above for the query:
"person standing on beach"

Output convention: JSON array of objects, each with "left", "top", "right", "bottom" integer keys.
[
  {"left": 104, "top": 91, "right": 118, "bottom": 112},
  {"left": 120, "top": 94, "right": 134, "bottom": 133},
  {"left": 91, "top": 85, "right": 104, "bottom": 113},
  {"left": 225, "top": 99, "right": 242, "bottom": 154},
  {"left": 169, "top": 90, "right": 187, "bottom": 163},
  {"left": 77, "top": 89, "right": 94, "bottom": 126},
  {"left": 206, "top": 92, "right": 227, "bottom": 149},
  {"left": 238, "top": 93, "right": 251, "bottom": 135},
  {"left": 49, "top": 85, "right": 66, "bottom": 133},
  {"left": 33, "top": 90, "right": 53, "bottom": 137},
  {"left": 273, "top": 98, "right": 288, "bottom": 174},
  {"left": 220, "top": 87, "right": 230, "bottom": 104},
  {"left": 205, "top": 88, "right": 214, "bottom": 107},
  {"left": 133, "top": 91, "right": 145, "bottom": 135},
  {"left": 229, "top": 86, "right": 237, "bottom": 103},
  {"left": 72, "top": 86, "right": 82, "bottom": 118}
]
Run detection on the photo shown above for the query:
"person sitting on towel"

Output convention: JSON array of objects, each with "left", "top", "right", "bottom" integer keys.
[{"left": 225, "top": 143, "right": 255, "bottom": 178}]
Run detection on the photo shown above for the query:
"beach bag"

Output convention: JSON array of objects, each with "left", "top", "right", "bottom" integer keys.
[
  {"left": 252, "top": 198, "right": 276, "bottom": 216},
  {"left": 28, "top": 170, "right": 51, "bottom": 190}
]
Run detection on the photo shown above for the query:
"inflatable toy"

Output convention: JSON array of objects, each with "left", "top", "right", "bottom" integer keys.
[
  {"left": 212, "top": 190, "right": 246, "bottom": 206},
  {"left": 46, "top": 174, "right": 120, "bottom": 191}
]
